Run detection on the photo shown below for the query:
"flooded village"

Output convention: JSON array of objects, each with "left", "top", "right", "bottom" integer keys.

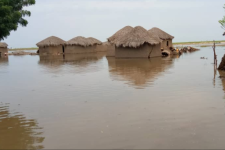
[{"left": 1, "top": 0, "right": 225, "bottom": 149}]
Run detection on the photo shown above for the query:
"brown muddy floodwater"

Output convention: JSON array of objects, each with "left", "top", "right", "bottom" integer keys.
[{"left": 1, "top": 47, "right": 225, "bottom": 149}]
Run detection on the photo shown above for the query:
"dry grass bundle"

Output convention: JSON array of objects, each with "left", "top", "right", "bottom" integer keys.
[
  {"left": 108, "top": 26, "right": 133, "bottom": 43},
  {"left": 0, "top": 42, "right": 8, "bottom": 48},
  {"left": 65, "top": 36, "right": 102, "bottom": 47},
  {"left": 148, "top": 27, "right": 174, "bottom": 40},
  {"left": 115, "top": 26, "right": 161, "bottom": 48},
  {"left": 36, "top": 36, "right": 65, "bottom": 47}
]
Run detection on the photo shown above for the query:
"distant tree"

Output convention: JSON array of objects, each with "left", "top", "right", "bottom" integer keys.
[
  {"left": 219, "top": 4, "right": 225, "bottom": 36},
  {"left": 0, "top": 0, "right": 35, "bottom": 41}
]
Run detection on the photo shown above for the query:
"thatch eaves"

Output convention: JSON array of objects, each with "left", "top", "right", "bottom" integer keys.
[
  {"left": 108, "top": 26, "right": 133, "bottom": 44},
  {"left": 86, "top": 37, "right": 102, "bottom": 46},
  {"left": 0, "top": 42, "right": 8, "bottom": 48},
  {"left": 65, "top": 36, "right": 102, "bottom": 47},
  {"left": 36, "top": 36, "right": 65, "bottom": 47},
  {"left": 115, "top": 26, "right": 161, "bottom": 48},
  {"left": 148, "top": 27, "right": 174, "bottom": 40}
]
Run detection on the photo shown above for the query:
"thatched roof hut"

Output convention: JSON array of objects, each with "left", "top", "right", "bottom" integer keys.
[
  {"left": 115, "top": 26, "right": 161, "bottom": 48},
  {"left": 0, "top": 42, "right": 8, "bottom": 56},
  {"left": 108, "top": 26, "right": 133, "bottom": 44},
  {"left": 65, "top": 36, "right": 102, "bottom": 47},
  {"left": 0, "top": 42, "right": 8, "bottom": 48},
  {"left": 36, "top": 36, "right": 65, "bottom": 47},
  {"left": 148, "top": 27, "right": 174, "bottom": 40}
]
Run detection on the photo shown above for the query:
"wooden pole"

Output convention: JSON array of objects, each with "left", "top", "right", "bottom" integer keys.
[
  {"left": 212, "top": 41, "right": 217, "bottom": 67},
  {"left": 212, "top": 41, "right": 217, "bottom": 87}
]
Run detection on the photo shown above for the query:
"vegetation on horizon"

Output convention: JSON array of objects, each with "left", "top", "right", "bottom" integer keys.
[
  {"left": 9, "top": 47, "right": 38, "bottom": 51},
  {"left": 173, "top": 40, "right": 225, "bottom": 45},
  {"left": 0, "top": 0, "right": 36, "bottom": 41}
]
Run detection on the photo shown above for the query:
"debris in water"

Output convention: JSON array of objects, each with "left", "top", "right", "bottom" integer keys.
[{"left": 180, "top": 46, "right": 199, "bottom": 53}]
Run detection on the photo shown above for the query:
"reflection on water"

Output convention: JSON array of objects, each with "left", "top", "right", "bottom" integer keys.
[
  {"left": 107, "top": 57, "right": 175, "bottom": 88},
  {"left": 0, "top": 104, "right": 45, "bottom": 149},
  {"left": 0, "top": 56, "right": 8, "bottom": 65},
  {"left": 219, "top": 71, "right": 225, "bottom": 94},
  {"left": 39, "top": 53, "right": 105, "bottom": 73}
]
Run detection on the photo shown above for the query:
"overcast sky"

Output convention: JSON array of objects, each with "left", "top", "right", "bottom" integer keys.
[{"left": 2, "top": 0, "right": 225, "bottom": 48}]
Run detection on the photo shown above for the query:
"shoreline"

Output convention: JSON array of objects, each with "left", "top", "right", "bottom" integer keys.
[
  {"left": 9, "top": 48, "right": 38, "bottom": 51},
  {"left": 173, "top": 40, "right": 225, "bottom": 47}
]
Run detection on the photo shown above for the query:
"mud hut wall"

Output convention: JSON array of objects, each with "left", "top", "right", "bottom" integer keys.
[
  {"left": 161, "top": 39, "right": 173, "bottom": 50},
  {"left": 0, "top": 47, "right": 8, "bottom": 56},
  {"left": 115, "top": 43, "right": 161, "bottom": 58},
  {"left": 39, "top": 46, "right": 63, "bottom": 55},
  {"left": 95, "top": 44, "right": 107, "bottom": 52},
  {"left": 64, "top": 45, "right": 97, "bottom": 54},
  {"left": 106, "top": 43, "right": 116, "bottom": 57}
]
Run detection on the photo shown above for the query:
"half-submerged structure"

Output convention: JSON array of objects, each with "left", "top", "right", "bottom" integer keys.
[
  {"left": 36, "top": 36, "right": 65, "bottom": 55},
  {"left": 0, "top": 42, "right": 8, "bottom": 56},
  {"left": 148, "top": 27, "right": 174, "bottom": 50},
  {"left": 107, "top": 26, "right": 133, "bottom": 57},
  {"left": 114, "top": 26, "right": 162, "bottom": 58},
  {"left": 64, "top": 36, "right": 103, "bottom": 54}
]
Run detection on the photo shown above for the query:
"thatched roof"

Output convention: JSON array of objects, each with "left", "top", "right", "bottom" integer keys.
[
  {"left": 65, "top": 36, "right": 102, "bottom": 47},
  {"left": 115, "top": 26, "right": 161, "bottom": 48},
  {"left": 0, "top": 42, "right": 8, "bottom": 48},
  {"left": 108, "top": 26, "right": 133, "bottom": 43},
  {"left": 36, "top": 36, "right": 65, "bottom": 47},
  {"left": 148, "top": 27, "right": 174, "bottom": 40}
]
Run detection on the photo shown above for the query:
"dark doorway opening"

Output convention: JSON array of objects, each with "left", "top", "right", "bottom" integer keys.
[
  {"left": 0, "top": 52, "right": 1, "bottom": 57},
  {"left": 167, "top": 41, "right": 169, "bottom": 47},
  {"left": 62, "top": 46, "right": 65, "bottom": 54}
]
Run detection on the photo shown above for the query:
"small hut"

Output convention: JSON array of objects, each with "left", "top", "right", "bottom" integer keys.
[
  {"left": 148, "top": 27, "right": 174, "bottom": 50},
  {"left": 36, "top": 36, "right": 65, "bottom": 55},
  {"left": 64, "top": 36, "right": 102, "bottom": 54},
  {"left": 0, "top": 42, "right": 8, "bottom": 56},
  {"left": 107, "top": 26, "right": 133, "bottom": 57},
  {"left": 114, "top": 26, "right": 162, "bottom": 58}
]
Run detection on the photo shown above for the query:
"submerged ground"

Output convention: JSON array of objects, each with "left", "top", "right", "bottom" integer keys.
[{"left": 1, "top": 46, "right": 225, "bottom": 149}]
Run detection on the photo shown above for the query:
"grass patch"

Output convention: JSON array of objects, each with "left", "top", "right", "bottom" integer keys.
[
  {"left": 173, "top": 40, "right": 225, "bottom": 45},
  {"left": 9, "top": 47, "right": 38, "bottom": 51}
]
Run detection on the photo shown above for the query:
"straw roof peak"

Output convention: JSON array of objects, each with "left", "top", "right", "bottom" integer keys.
[
  {"left": 148, "top": 27, "right": 174, "bottom": 40},
  {"left": 65, "top": 36, "right": 102, "bottom": 47},
  {"left": 36, "top": 36, "right": 65, "bottom": 47},
  {"left": 115, "top": 26, "right": 161, "bottom": 48},
  {"left": 108, "top": 26, "right": 133, "bottom": 43},
  {"left": 0, "top": 42, "right": 8, "bottom": 48}
]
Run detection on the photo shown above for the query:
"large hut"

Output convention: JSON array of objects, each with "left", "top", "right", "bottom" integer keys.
[
  {"left": 107, "top": 26, "right": 133, "bottom": 57},
  {"left": 36, "top": 36, "right": 65, "bottom": 55},
  {"left": 0, "top": 42, "right": 8, "bottom": 56},
  {"left": 148, "top": 27, "right": 174, "bottom": 50},
  {"left": 64, "top": 36, "right": 103, "bottom": 54},
  {"left": 114, "top": 26, "right": 162, "bottom": 58}
]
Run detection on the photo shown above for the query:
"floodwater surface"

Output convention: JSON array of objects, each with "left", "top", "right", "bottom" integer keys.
[{"left": 1, "top": 47, "right": 225, "bottom": 149}]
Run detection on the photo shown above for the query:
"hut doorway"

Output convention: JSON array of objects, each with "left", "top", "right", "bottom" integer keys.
[
  {"left": 62, "top": 46, "right": 65, "bottom": 54},
  {"left": 167, "top": 41, "right": 169, "bottom": 47},
  {"left": 0, "top": 52, "right": 1, "bottom": 57}
]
